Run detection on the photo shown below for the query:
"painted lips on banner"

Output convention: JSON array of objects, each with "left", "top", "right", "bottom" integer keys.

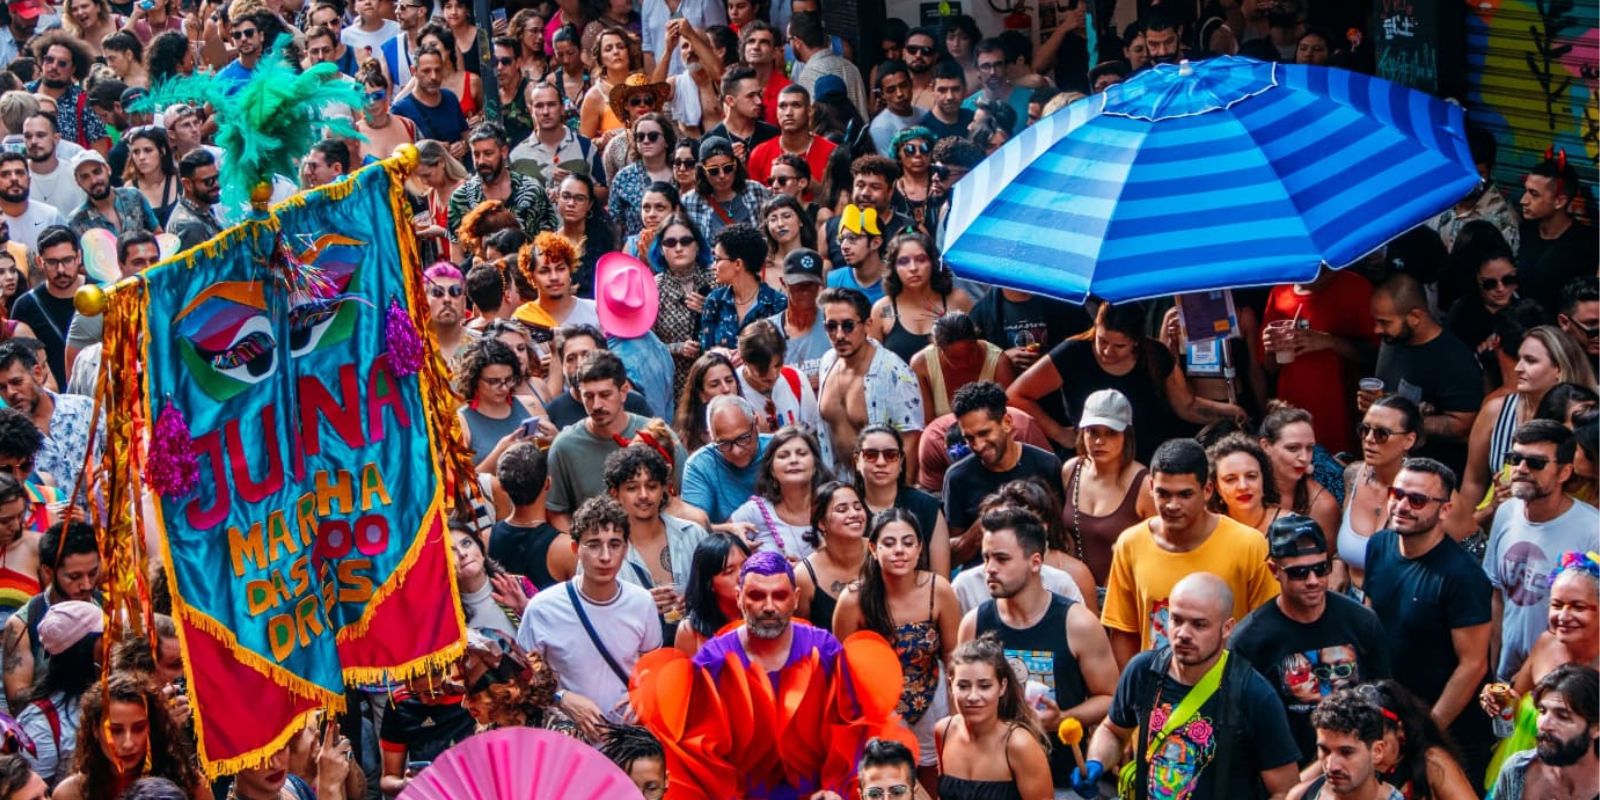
[{"left": 137, "top": 162, "right": 466, "bottom": 774}]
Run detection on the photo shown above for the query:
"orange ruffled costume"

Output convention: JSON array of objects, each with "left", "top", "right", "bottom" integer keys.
[{"left": 629, "top": 627, "right": 917, "bottom": 799}]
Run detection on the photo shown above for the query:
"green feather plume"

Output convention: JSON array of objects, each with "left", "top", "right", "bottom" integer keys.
[{"left": 132, "top": 35, "right": 367, "bottom": 210}]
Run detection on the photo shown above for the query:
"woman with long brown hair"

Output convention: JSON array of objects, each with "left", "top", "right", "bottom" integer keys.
[
  {"left": 835, "top": 508, "right": 961, "bottom": 794},
  {"left": 1058, "top": 387, "right": 1154, "bottom": 589},
  {"left": 673, "top": 351, "right": 740, "bottom": 454},
  {"left": 122, "top": 126, "right": 180, "bottom": 226},
  {"left": 934, "top": 633, "right": 1054, "bottom": 800},
  {"left": 64, "top": 0, "right": 122, "bottom": 57},
  {"left": 795, "top": 481, "right": 868, "bottom": 634},
  {"left": 578, "top": 26, "right": 640, "bottom": 142},
  {"left": 52, "top": 672, "right": 210, "bottom": 800}
]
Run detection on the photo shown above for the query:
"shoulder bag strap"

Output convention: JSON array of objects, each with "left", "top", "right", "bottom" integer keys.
[
  {"left": 565, "top": 582, "right": 631, "bottom": 686},
  {"left": 1144, "top": 650, "right": 1229, "bottom": 762},
  {"left": 74, "top": 91, "right": 90, "bottom": 148},
  {"left": 34, "top": 696, "right": 60, "bottom": 753}
]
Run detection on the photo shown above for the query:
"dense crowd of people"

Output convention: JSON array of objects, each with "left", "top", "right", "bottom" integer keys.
[{"left": 0, "top": 0, "right": 1593, "bottom": 797}]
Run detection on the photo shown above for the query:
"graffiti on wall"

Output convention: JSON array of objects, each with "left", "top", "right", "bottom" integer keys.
[{"left": 1465, "top": 0, "right": 1598, "bottom": 191}]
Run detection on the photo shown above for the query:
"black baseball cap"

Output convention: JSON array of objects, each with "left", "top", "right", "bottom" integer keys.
[
  {"left": 781, "top": 248, "right": 823, "bottom": 285},
  {"left": 1266, "top": 514, "right": 1327, "bottom": 559}
]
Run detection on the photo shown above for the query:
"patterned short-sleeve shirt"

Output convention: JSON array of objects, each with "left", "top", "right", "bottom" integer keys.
[{"left": 817, "top": 341, "right": 925, "bottom": 433}]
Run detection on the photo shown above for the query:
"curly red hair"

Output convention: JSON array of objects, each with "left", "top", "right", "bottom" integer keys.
[{"left": 517, "top": 231, "right": 578, "bottom": 285}]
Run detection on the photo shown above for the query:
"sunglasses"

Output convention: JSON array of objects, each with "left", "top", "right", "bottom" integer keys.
[
  {"left": 771, "top": 175, "right": 795, "bottom": 186},
  {"left": 1389, "top": 486, "right": 1447, "bottom": 509},
  {"left": 628, "top": 95, "right": 657, "bottom": 108},
  {"left": 427, "top": 284, "right": 464, "bottom": 298},
  {"left": 900, "top": 142, "right": 929, "bottom": 156},
  {"left": 366, "top": 88, "right": 388, "bottom": 103},
  {"left": 1282, "top": 561, "right": 1331, "bottom": 581},
  {"left": 704, "top": 163, "right": 737, "bottom": 177},
  {"left": 635, "top": 130, "right": 662, "bottom": 143},
  {"left": 1357, "top": 423, "right": 1398, "bottom": 444},
  {"left": 858, "top": 447, "right": 901, "bottom": 463},
  {"left": 1504, "top": 451, "right": 1554, "bottom": 471},
  {"left": 194, "top": 175, "right": 219, "bottom": 188},
  {"left": 494, "top": 56, "right": 516, "bottom": 66},
  {"left": 660, "top": 236, "right": 695, "bottom": 249},
  {"left": 904, "top": 44, "right": 934, "bottom": 55},
  {"left": 672, "top": 158, "right": 697, "bottom": 169},
  {"left": 231, "top": 27, "right": 258, "bottom": 39},
  {"left": 1479, "top": 274, "right": 1519, "bottom": 291},
  {"left": 823, "top": 319, "right": 858, "bottom": 335}
]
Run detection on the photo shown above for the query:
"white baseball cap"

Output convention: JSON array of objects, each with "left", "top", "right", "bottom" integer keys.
[{"left": 1079, "top": 389, "right": 1133, "bottom": 431}]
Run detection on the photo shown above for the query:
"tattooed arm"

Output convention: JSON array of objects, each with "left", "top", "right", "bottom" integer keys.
[{"left": 3, "top": 616, "right": 34, "bottom": 714}]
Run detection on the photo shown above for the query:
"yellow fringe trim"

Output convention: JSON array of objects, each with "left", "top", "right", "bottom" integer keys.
[{"left": 199, "top": 704, "right": 332, "bottom": 780}]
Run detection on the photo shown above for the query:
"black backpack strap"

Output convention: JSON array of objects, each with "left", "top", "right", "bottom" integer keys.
[
  {"left": 23, "top": 594, "right": 48, "bottom": 663},
  {"left": 1210, "top": 651, "right": 1253, "bottom": 798},
  {"left": 1131, "top": 648, "right": 1174, "bottom": 799}
]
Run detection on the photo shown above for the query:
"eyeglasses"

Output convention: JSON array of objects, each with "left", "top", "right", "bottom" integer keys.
[
  {"left": 704, "top": 163, "right": 737, "bottom": 177},
  {"left": 672, "top": 158, "right": 697, "bottom": 169},
  {"left": 900, "top": 142, "right": 929, "bottom": 156},
  {"left": 579, "top": 538, "right": 628, "bottom": 553},
  {"left": 823, "top": 319, "right": 858, "bottom": 335},
  {"left": 427, "top": 284, "right": 464, "bottom": 298},
  {"left": 904, "top": 44, "right": 934, "bottom": 55},
  {"left": 858, "top": 447, "right": 901, "bottom": 463},
  {"left": 634, "top": 130, "right": 662, "bottom": 143},
  {"left": 1388, "top": 486, "right": 1447, "bottom": 509},
  {"left": 479, "top": 375, "right": 519, "bottom": 389},
  {"left": 1282, "top": 561, "right": 1330, "bottom": 581},
  {"left": 231, "top": 27, "right": 258, "bottom": 39},
  {"left": 559, "top": 192, "right": 591, "bottom": 204},
  {"left": 1479, "top": 274, "right": 1519, "bottom": 291},
  {"left": 494, "top": 56, "right": 516, "bottom": 67},
  {"left": 41, "top": 256, "right": 78, "bottom": 270},
  {"left": 714, "top": 430, "right": 756, "bottom": 453},
  {"left": 1357, "top": 423, "right": 1396, "bottom": 444},
  {"left": 660, "top": 236, "right": 695, "bottom": 249},
  {"left": 1504, "top": 451, "right": 1553, "bottom": 471},
  {"left": 863, "top": 787, "right": 912, "bottom": 800}
]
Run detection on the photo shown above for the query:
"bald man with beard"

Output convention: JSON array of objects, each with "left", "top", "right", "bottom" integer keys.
[{"left": 1078, "top": 573, "right": 1302, "bottom": 799}]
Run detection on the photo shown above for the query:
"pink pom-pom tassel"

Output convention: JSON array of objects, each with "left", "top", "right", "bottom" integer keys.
[
  {"left": 386, "top": 298, "right": 423, "bottom": 377},
  {"left": 147, "top": 401, "right": 198, "bottom": 498}
]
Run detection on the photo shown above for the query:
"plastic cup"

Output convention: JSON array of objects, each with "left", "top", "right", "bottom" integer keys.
[
  {"left": 1359, "top": 378, "right": 1385, "bottom": 393},
  {"left": 1265, "top": 320, "right": 1297, "bottom": 363}
]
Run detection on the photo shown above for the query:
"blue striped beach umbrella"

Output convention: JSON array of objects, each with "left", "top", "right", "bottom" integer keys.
[{"left": 940, "top": 56, "right": 1481, "bottom": 304}]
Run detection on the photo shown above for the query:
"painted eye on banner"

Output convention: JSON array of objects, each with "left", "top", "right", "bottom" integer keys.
[
  {"left": 287, "top": 237, "right": 366, "bottom": 358},
  {"left": 174, "top": 282, "right": 277, "bottom": 402}
]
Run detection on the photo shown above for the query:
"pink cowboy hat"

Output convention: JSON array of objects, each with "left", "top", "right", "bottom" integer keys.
[{"left": 595, "top": 252, "right": 659, "bottom": 339}]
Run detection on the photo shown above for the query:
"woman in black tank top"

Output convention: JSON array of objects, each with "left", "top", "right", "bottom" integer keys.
[
  {"left": 870, "top": 233, "right": 974, "bottom": 366},
  {"left": 796, "top": 482, "right": 868, "bottom": 632},
  {"left": 935, "top": 635, "right": 1054, "bottom": 800}
]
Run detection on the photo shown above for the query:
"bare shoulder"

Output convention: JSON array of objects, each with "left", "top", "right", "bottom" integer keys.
[{"left": 53, "top": 775, "right": 84, "bottom": 800}]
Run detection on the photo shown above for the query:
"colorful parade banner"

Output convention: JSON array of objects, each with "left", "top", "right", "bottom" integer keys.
[{"left": 98, "top": 152, "right": 471, "bottom": 776}]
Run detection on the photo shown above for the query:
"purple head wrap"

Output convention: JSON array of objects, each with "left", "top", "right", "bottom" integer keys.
[{"left": 739, "top": 550, "right": 796, "bottom": 587}]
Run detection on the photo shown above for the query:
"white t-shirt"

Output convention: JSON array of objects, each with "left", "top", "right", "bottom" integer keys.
[
  {"left": 2, "top": 200, "right": 66, "bottom": 253},
  {"left": 953, "top": 565, "right": 1084, "bottom": 615},
  {"left": 340, "top": 19, "right": 403, "bottom": 60},
  {"left": 517, "top": 579, "right": 661, "bottom": 721},
  {"left": 29, "top": 162, "right": 85, "bottom": 215},
  {"left": 554, "top": 297, "right": 601, "bottom": 331},
  {"left": 670, "top": 71, "right": 703, "bottom": 129},
  {"left": 1484, "top": 497, "right": 1600, "bottom": 680}
]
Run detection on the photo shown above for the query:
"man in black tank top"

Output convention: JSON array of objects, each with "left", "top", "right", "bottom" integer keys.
[
  {"left": 489, "top": 442, "right": 576, "bottom": 590},
  {"left": 957, "top": 505, "right": 1119, "bottom": 790}
]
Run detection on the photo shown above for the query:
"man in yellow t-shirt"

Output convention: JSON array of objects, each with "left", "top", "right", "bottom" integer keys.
[{"left": 1102, "top": 438, "right": 1279, "bottom": 668}]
